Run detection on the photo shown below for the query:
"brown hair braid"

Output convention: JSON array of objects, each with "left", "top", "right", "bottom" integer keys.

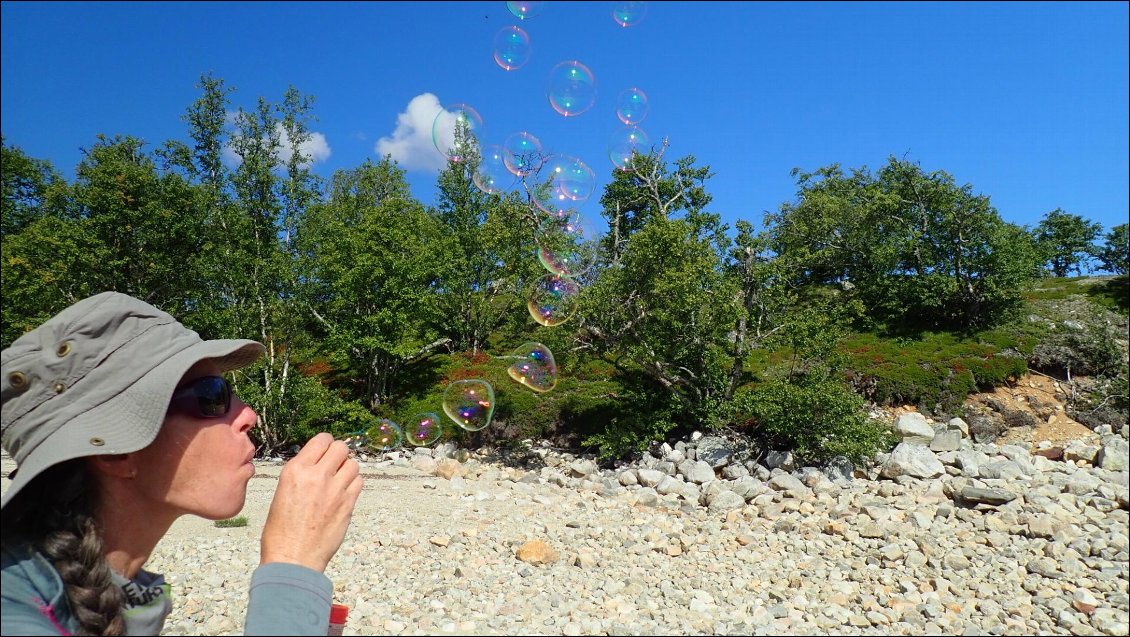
[{"left": 2, "top": 460, "right": 125, "bottom": 636}]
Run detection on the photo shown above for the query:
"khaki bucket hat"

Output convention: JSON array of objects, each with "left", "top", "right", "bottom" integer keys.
[{"left": 1, "top": 291, "right": 264, "bottom": 509}]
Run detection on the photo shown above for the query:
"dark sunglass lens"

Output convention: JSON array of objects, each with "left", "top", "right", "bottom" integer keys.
[{"left": 194, "top": 377, "right": 231, "bottom": 417}]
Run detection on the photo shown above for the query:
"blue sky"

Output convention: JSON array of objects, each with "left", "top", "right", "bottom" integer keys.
[{"left": 2, "top": 1, "right": 1127, "bottom": 237}]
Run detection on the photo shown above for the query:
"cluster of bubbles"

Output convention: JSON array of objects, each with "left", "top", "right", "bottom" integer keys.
[{"left": 341, "top": 2, "right": 652, "bottom": 455}]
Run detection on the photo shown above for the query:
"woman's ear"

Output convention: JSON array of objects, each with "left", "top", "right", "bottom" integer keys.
[{"left": 86, "top": 454, "right": 138, "bottom": 480}]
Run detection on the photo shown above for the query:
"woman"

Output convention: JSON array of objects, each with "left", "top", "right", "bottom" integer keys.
[{"left": 1, "top": 291, "right": 362, "bottom": 635}]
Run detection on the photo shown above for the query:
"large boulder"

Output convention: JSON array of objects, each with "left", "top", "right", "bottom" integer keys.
[
  {"left": 894, "top": 413, "right": 935, "bottom": 446},
  {"left": 696, "top": 436, "right": 734, "bottom": 468},
  {"left": 881, "top": 443, "right": 945, "bottom": 479}
]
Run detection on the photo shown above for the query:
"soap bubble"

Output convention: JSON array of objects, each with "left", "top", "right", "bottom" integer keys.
[
  {"left": 442, "top": 380, "right": 495, "bottom": 432},
  {"left": 404, "top": 412, "right": 443, "bottom": 447},
  {"left": 431, "top": 103, "right": 483, "bottom": 163},
  {"left": 608, "top": 125, "right": 650, "bottom": 171},
  {"left": 527, "top": 273, "right": 581, "bottom": 326},
  {"left": 473, "top": 145, "right": 514, "bottom": 194},
  {"left": 547, "top": 60, "right": 596, "bottom": 117},
  {"left": 367, "top": 419, "right": 404, "bottom": 451},
  {"left": 536, "top": 212, "right": 599, "bottom": 278},
  {"left": 615, "top": 87, "right": 649, "bottom": 125},
  {"left": 612, "top": 1, "right": 648, "bottom": 27},
  {"left": 503, "top": 131, "right": 542, "bottom": 177},
  {"left": 506, "top": 342, "right": 558, "bottom": 393},
  {"left": 507, "top": 1, "right": 545, "bottom": 20},
  {"left": 493, "top": 26, "right": 532, "bottom": 71}
]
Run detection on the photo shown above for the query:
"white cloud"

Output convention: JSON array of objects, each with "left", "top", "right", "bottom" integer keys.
[{"left": 375, "top": 93, "right": 449, "bottom": 172}]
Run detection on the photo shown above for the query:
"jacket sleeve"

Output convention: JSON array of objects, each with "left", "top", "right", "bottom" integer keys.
[
  {"left": 1, "top": 570, "right": 74, "bottom": 635},
  {"left": 243, "top": 562, "right": 334, "bottom": 636}
]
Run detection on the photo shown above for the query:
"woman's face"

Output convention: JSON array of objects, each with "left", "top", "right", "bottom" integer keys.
[{"left": 129, "top": 360, "right": 258, "bottom": 521}]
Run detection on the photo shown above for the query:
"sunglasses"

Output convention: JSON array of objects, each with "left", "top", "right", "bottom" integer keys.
[{"left": 169, "top": 375, "right": 232, "bottom": 418}]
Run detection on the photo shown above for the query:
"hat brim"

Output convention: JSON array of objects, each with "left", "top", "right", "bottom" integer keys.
[{"left": 1, "top": 339, "right": 264, "bottom": 509}]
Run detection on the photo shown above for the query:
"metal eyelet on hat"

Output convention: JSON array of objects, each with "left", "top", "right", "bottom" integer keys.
[
  {"left": 54, "top": 382, "right": 66, "bottom": 394},
  {"left": 9, "top": 371, "right": 28, "bottom": 391},
  {"left": 57, "top": 341, "right": 73, "bottom": 357},
  {"left": 89, "top": 438, "right": 105, "bottom": 447}
]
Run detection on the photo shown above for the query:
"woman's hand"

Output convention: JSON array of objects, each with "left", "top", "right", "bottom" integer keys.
[{"left": 259, "top": 433, "right": 363, "bottom": 572}]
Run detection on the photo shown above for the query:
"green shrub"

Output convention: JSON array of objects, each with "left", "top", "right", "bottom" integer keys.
[
  {"left": 727, "top": 377, "right": 894, "bottom": 465},
  {"left": 214, "top": 516, "right": 248, "bottom": 528}
]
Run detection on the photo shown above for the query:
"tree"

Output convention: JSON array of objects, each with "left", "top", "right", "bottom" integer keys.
[
  {"left": 1, "top": 138, "right": 65, "bottom": 237},
  {"left": 1099, "top": 223, "right": 1129, "bottom": 275},
  {"left": 1034, "top": 208, "right": 1102, "bottom": 277},
  {"left": 766, "top": 157, "right": 1043, "bottom": 329},
  {"left": 299, "top": 158, "right": 449, "bottom": 409}
]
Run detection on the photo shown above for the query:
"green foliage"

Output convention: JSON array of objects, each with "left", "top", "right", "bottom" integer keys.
[
  {"left": 214, "top": 516, "right": 249, "bottom": 528},
  {"left": 1, "top": 137, "right": 66, "bottom": 237},
  {"left": 727, "top": 377, "right": 894, "bottom": 465},
  {"left": 841, "top": 332, "right": 1028, "bottom": 413},
  {"left": 1099, "top": 224, "right": 1129, "bottom": 276},
  {"left": 767, "top": 157, "right": 1043, "bottom": 330},
  {"left": 1033, "top": 209, "right": 1102, "bottom": 277}
]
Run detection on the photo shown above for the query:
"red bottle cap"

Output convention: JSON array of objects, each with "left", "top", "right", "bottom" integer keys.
[{"left": 330, "top": 604, "right": 349, "bottom": 624}]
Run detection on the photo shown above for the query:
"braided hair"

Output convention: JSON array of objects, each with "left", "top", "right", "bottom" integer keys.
[{"left": 2, "top": 459, "right": 125, "bottom": 636}]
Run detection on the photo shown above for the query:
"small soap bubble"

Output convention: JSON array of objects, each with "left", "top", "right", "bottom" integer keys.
[
  {"left": 527, "top": 273, "right": 581, "bottom": 326},
  {"left": 608, "top": 125, "right": 650, "bottom": 171},
  {"left": 493, "top": 25, "right": 532, "bottom": 71},
  {"left": 367, "top": 419, "right": 404, "bottom": 451},
  {"left": 341, "top": 431, "right": 369, "bottom": 453},
  {"left": 611, "top": 1, "right": 648, "bottom": 27},
  {"left": 473, "top": 145, "right": 514, "bottom": 194},
  {"left": 615, "top": 87, "right": 649, "bottom": 125},
  {"left": 507, "top": 1, "right": 545, "bottom": 20},
  {"left": 506, "top": 342, "right": 558, "bottom": 393},
  {"left": 547, "top": 60, "right": 597, "bottom": 117},
  {"left": 536, "top": 212, "right": 599, "bottom": 278},
  {"left": 503, "top": 131, "right": 543, "bottom": 177},
  {"left": 442, "top": 380, "right": 495, "bottom": 432},
  {"left": 432, "top": 104, "right": 484, "bottom": 163},
  {"left": 405, "top": 413, "right": 443, "bottom": 447}
]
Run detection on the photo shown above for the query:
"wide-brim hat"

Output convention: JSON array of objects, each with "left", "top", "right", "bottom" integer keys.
[{"left": 1, "top": 292, "right": 265, "bottom": 509}]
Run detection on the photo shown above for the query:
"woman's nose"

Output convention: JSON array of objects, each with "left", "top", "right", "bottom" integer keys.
[{"left": 232, "top": 397, "right": 257, "bottom": 434}]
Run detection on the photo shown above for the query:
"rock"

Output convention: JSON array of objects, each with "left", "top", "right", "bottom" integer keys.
[
  {"left": 568, "top": 459, "right": 596, "bottom": 478},
  {"left": 764, "top": 450, "right": 796, "bottom": 471},
  {"left": 1073, "top": 589, "right": 1100, "bottom": 615},
  {"left": 707, "top": 490, "right": 746, "bottom": 512},
  {"left": 768, "top": 473, "right": 809, "bottom": 496},
  {"left": 1064, "top": 440, "right": 1101, "bottom": 465},
  {"left": 617, "top": 470, "right": 638, "bottom": 486},
  {"left": 411, "top": 455, "right": 438, "bottom": 473},
  {"left": 721, "top": 464, "right": 749, "bottom": 479},
  {"left": 1033, "top": 447, "right": 1065, "bottom": 461},
  {"left": 978, "top": 460, "right": 1027, "bottom": 480},
  {"left": 516, "top": 540, "right": 559, "bottom": 565},
  {"left": 881, "top": 443, "right": 945, "bottom": 479},
  {"left": 633, "top": 487, "right": 659, "bottom": 507},
  {"left": 696, "top": 436, "right": 734, "bottom": 468},
  {"left": 678, "top": 459, "right": 716, "bottom": 484},
  {"left": 930, "top": 430, "right": 962, "bottom": 452},
  {"left": 953, "top": 449, "right": 990, "bottom": 477},
  {"left": 824, "top": 456, "right": 854, "bottom": 482},
  {"left": 947, "top": 417, "right": 970, "bottom": 438},
  {"left": 1097, "top": 437, "right": 1129, "bottom": 471},
  {"left": 957, "top": 487, "right": 1017, "bottom": 506},
  {"left": 434, "top": 459, "right": 466, "bottom": 480},
  {"left": 894, "top": 413, "right": 936, "bottom": 445},
  {"left": 636, "top": 468, "right": 665, "bottom": 488},
  {"left": 1091, "top": 608, "right": 1130, "bottom": 636},
  {"left": 1026, "top": 557, "right": 1059, "bottom": 578}
]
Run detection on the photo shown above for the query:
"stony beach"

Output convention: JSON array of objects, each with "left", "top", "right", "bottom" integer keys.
[{"left": 3, "top": 415, "right": 1128, "bottom": 636}]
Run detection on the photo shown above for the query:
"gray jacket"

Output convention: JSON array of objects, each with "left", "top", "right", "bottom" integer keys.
[{"left": 1, "top": 538, "right": 334, "bottom": 635}]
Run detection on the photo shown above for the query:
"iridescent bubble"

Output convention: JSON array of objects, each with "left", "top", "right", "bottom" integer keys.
[
  {"left": 506, "top": 342, "right": 558, "bottom": 393},
  {"left": 431, "top": 104, "right": 484, "bottom": 163},
  {"left": 404, "top": 412, "right": 443, "bottom": 447},
  {"left": 527, "top": 273, "right": 581, "bottom": 327},
  {"left": 536, "top": 212, "right": 599, "bottom": 278},
  {"left": 507, "top": 1, "right": 545, "bottom": 20},
  {"left": 367, "top": 419, "right": 404, "bottom": 451},
  {"left": 503, "top": 131, "right": 542, "bottom": 177},
  {"left": 554, "top": 156, "right": 596, "bottom": 201},
  {"left": 608, "top": 125, "right": 650, "bottom": 171},
  {"left": 442, "top": 380, "right": 495, "bottom": 432},
  {"left": 547, "top": 61, "right": 597, "bottom": 117},
  {"left": 612, "top": 1, "right": 648, "bottom": 27},
  {"left": 473, "top": 145, "right": 514, "bottom": 194},
  {"left": 493, "top": 26, "right": 532, "bottom": 71},
  {"left": 341, "top": 431, "right": 369, "bottom": 452},
  {"left": 615, "top": 87, "right": 649, "bottom": 125}
]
